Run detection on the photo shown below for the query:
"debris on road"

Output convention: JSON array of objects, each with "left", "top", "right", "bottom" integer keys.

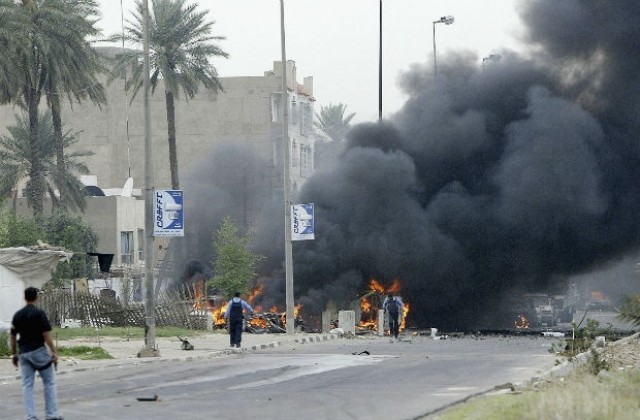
[
  {"left": 136, "top": 395, "right": 159, "bottom": 402},
  {"left": 177, "top": 336, "right": 194, "bottom": 350}
]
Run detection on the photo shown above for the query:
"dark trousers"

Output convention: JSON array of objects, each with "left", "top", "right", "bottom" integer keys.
[
  {"left": 389, "top": 314, "right": 400, "bottom": 338},
  {"left": 229, "top": 318, "right": 244, "bottom": 346}
]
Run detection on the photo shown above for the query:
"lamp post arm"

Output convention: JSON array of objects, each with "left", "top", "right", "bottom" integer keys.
[{"left": 432, "top": 21, "right": 437, "bottom": 77}]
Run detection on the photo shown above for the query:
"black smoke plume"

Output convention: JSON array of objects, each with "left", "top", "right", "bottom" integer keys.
[
  {"left": 180, "top": 0, "right": 640, "bottom": 330},
  {"left": 292, "top": 0, "right": 640, "bottom": 329}
]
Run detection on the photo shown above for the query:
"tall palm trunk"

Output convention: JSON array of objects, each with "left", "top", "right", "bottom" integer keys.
[
  {"left": 26, "top": 86, "right": 44, "bottom": 215},
  {"left": 165, "top": 90, "right": 179, "bottom": 189},
  {"left": 21, "top": 0, "right": 43, "bottom": 215},
  {"left": 50, "top": 94, "right": 66, "bottom": 211}
]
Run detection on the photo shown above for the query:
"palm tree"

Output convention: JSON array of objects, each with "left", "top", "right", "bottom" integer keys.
[
  {"left": 0, "top": 0, "right": 45, "bottom": 214},
  {"left": 313, "top": 103, "right": 356, "bottom": 170},
  {"left": 111, "top": 0, "right": 229, "bottom": 189},
  {"left": 0, "top": 0, "right": 106, "bottom": 214},
  {"left": 0, "top": 110, "right": 92, "bottom": 212},
  {"left": 40, "top": 0, "right": 106, "bottom": 211},
  {"left": 618, "top": 294, "right": 640, "bottom": 327},
  {"left": 314, "top": 103, "right": 356, "bottom": 142},
  {"left": 0, "top": 1, "right": 28, "bottom": 103}
]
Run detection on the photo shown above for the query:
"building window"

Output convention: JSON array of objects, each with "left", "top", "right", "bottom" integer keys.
[
  {"left": 291, "top": 140, "right": 298, "bottom": 167},
  {"left": 290, "top": 100, "right": 298, "bottom": 125},
  {"left": 301, "top": 103, "right": 312, "bottom": 135},
  {"left": 300, "top": 145, "right": 312, "bottom": 177},
  {"left": 271, "top": 93, "right": 283, "bottom": 123},
  {"left": 137, "top": 229, "right": 144, "bottom": 261},
  {"left": 121, "top": 231, "right": 133, "bottom": 265}
]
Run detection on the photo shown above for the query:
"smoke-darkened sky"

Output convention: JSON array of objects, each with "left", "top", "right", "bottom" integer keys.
[{"left": 182, "top": 0, "right": 640, "bottom": 330}]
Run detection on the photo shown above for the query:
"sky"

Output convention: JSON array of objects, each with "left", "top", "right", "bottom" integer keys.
[{"left": 97, "top": 0, "right": 524, "bottom": 123}]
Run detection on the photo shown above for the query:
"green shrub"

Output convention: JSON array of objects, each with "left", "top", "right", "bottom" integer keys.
[
  {"left": 0, "top": 330, "right": 10, "bottom": 357},
  {"left": 586, "top": 347, "right": 610, "bottom": 375}
]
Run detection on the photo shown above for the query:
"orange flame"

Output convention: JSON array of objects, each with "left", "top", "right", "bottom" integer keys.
[
  {"left": 360, "top": 299, "right": 371, "bottom": 313},
  {"left": 248, "top": 316, "right": 268, "bottom": 329},
  {"left": 248, "top": 284, "right": 265, "bottom": 305},
  {"left": 515, "top": 314, "right": 530, "bottom": 329},
  {"left": 192, "top": 280, "right": 206, "bottom": 310},
  {"left": 280, "top": 303, "right": 303, "bottom": 327},
  {"left": 210, "top": 283, "right": 306, "bottom": 331},
  {"left": 212, "top": 303, "right": 228, "bottom": 327},
  {"left": 387, "top": 279, "right": 402, "bottom": 294},
  {"left": 400, "top": 303, "right": 410, "bottom": 330},
  {"left": 358, "top": 278, "right": 410, "bottom": 334},
  {"left": 368, "top": 278, "right": 386, "bottom": 293}
]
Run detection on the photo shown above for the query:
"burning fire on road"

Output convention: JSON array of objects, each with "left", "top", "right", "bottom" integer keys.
[
  {"left": 200, "top": 282, "right": 305, "bottom": 333},
  {"left": 356, "top": 278, "right": 410, "bottom": 334}
]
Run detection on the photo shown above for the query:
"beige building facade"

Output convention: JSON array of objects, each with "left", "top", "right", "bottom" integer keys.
[
  {"left": 0, "top": 52, "right": 316, "bottom": 195},
  {"left": 0, "top": 54, "right": 317, "bottom": 273}
]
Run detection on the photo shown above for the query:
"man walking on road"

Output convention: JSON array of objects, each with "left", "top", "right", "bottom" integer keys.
[
  {"left": 383, "top": 294, "right": 403, "bottom": 341},
  {"left": 224, "top": 292, "right": 254, "bottom": 348},
  {"left": 10, "top": 287, "right": 63, "bottom": 420}
]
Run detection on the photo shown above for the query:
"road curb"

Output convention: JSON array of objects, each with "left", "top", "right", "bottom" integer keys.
[
  {"left": 520, "top": 331, "right": 640, "bottom": 387},
  {"left": 0, "top": 333, "right": 343, "bottom": 383},
  {"left": 416, "top": 333, "right": 640, "bottom": 419}
]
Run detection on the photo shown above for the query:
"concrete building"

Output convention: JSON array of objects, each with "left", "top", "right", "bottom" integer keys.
[
  {"left": 8, "top": 195, "right": 145, "bottom": 268},
  {"left": 0, "top": 52, "right": 317, "bottom": 275},
  {"left": 0, "top": 49, "right": 316, "bottom": 196}
]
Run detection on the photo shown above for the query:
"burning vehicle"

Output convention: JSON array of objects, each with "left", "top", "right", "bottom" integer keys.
[{"left": 510, "top": 284, "right": 579, "bottom": 330}]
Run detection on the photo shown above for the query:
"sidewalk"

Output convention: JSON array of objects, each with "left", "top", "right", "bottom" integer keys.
[{"left": 0, "top": 331, "right": 342, "bottom": 383}]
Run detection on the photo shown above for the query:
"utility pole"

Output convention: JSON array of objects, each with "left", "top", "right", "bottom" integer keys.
[
  {"left": 378, "top": 0, "right": 382, "bottom": 121},
  {"left": 139, "top": 0, "right": 158, "bottom": 357},
  {"left": 280, "top": 0, "right": 295, "bottom": 335}
]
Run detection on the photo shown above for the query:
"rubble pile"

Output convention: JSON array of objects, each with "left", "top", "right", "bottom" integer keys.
[{"left": 601, "top": 334, "right": 640, "bottom": 370}]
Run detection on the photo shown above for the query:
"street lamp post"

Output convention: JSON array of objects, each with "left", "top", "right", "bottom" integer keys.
[
  {"left": 139, "top": 0, "right": 159, "bottom": 358},
  {"left": 432, "top": 15, "right": 454, "bottom": 77},
  {"left": 378, "top": 0, "right": 382, "bottom": 122},
  {"left": 280, "top": 0, "right": 295, "bottom": 335}
]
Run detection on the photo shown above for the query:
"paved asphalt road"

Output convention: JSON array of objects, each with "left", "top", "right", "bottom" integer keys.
[{"left": 0, "top": 334, "right": 563, "bottom": 420}]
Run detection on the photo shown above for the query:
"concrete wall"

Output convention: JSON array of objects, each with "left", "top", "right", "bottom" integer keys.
[{"left": 0, "top": 264, "right": 23, "bottom": 327}]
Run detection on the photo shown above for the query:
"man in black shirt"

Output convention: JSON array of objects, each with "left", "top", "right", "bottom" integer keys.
[{"left": 10, "top": 287, "right": 63, "bottom": 420}]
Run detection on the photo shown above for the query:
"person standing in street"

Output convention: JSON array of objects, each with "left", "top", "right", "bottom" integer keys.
[
  {"left": 10, "top": 287, "right": 63, "bottom": 420},
  {"left": 383, "top": 293, "right": 403, "bottom": 342},
  {"left": 224, "top": 292, "right": 254, "bottom": 348}
]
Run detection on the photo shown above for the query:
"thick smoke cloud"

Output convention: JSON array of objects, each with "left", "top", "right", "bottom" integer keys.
[
  {"left": 292, "top": 0, "right": 640, "bottom": 328},
  {"left": 178, "top": 139, "right": 280, "bottom": 274},
  {"left": 179, "top": 0, "right": 639, "bottom": 330}
]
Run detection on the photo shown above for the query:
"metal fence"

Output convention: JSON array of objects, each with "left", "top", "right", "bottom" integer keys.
[{"left": 38, "top": 285, "right": 210, "bottom": 330}]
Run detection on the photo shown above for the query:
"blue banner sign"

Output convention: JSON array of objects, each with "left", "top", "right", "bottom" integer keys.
[
  {"left": 154, "top": 190, "right": 184, "bottom": 237},
  {"left": 291, "top": 203, "right": 314, "bottom": 241}
]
